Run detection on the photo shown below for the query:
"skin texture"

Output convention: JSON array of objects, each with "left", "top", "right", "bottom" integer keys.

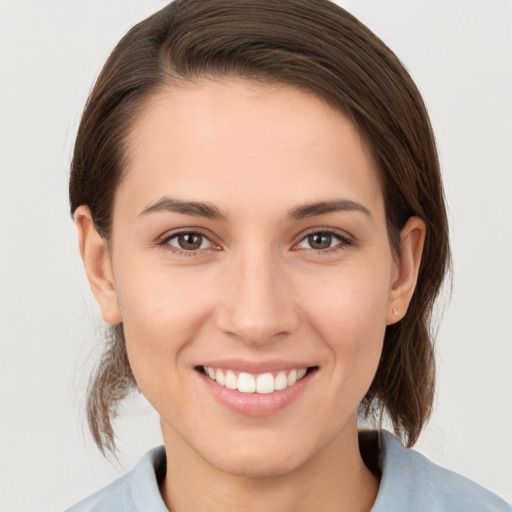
[{"left": 75, "top": 79, "right": 425, "bottom": 512}]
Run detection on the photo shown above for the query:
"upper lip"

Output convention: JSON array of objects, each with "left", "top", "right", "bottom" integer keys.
[{"left": 197, "top": 358, "right": 316, "bottom": 374}]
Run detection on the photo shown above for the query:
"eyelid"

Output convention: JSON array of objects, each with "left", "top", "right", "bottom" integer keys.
[
  {"left": 156, "top": 228, "right": 221, "bottom": 254},
  {"left": 292, "top": 227, "right": 354, "bottom": 251},
  {"left": 155, "top": 226, "right": 354, "bottom": 255},
  {"left": 168, "top": 232, "right": 213, "bottom": 250}
]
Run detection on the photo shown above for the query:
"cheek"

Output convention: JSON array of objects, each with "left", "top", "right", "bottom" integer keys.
[
  {"left": 301, "top": 263, "right": 390, "bottom": 378},
  {"left": 116, "top": 258, "right": 213, "bottom": 332},
  {"left": 303, "top": 259, "right": 391, "bottom": 330},
  {"left": 113, "top": 265, "right": 215, "bottom": 394}
]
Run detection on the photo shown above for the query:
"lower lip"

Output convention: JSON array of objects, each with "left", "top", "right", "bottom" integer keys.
[{"left": 197, "top": 369, "right": 316, "bottom": 416}]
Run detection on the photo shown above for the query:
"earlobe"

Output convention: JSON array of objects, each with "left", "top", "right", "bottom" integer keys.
[
  {"left": 386, "top": 216, "right": 426, "bottom": 325},
  {"left": 74, "top": 206, "right": 122, "bottom": 325}
]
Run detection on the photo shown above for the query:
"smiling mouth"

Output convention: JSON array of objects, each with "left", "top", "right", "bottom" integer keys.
[{"left": 198, "top": 366, "right": 316, "bottom": 394}]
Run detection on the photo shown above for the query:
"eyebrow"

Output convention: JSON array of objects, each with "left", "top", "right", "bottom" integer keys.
[
  {"left": 138, "top": 197, "right": 228, "bottom": 220},
  {"left": 138, "top": 197, "right": 371, "bottom": 221},
  {"left": 288, "top": 200, "right": 371, "bottom": 220}
]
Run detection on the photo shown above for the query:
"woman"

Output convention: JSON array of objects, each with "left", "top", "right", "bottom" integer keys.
[{"left": 66, "top": 0, "right": 510, "bottom": 510}]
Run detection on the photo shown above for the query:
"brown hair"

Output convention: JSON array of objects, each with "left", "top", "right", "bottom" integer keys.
[{"left": 70, "top": 0, "right": 450, "bottom": 454}]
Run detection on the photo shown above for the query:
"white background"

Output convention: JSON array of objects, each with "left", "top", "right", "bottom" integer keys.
[{"left": 0, "top": 1, "right": 511, "bottom": 510}]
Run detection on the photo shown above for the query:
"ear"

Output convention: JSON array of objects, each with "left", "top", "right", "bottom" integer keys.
[
  {"left": 74, "top": 206, "right": 122, "bottom": 325},
  {"left": 386, "top": 216, "right": 426, "bottom": 325}
]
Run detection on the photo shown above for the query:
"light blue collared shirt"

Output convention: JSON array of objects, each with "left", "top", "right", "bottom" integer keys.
[{"left": 65, "top": 431, "right": 511, "bottom": 511}]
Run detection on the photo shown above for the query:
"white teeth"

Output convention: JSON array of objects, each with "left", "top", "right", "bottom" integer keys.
[
  {"left": 203, "top": 366, "right": 310, "bottom": 393},
  {"left": 225, "top": 370, "right": 238, "bottom": 389},
  {"left": 256, "top": 373, "right": 275, "bottom": 394},
  {"left": 287, "top": 369, "right": 298, "bottom": 386},
  {"left": 215, "top": 368, "right": 225, "bottom": 386},
  {"left": 274, "top": 371, "right": 288, "bottom": 391},
  {"left": 238, "top": 372, "right": 256, "bottom": 393}
]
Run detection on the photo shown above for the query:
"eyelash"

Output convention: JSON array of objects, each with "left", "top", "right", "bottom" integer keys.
[
  {"left": 157, "top": 228, "right": 354, "bottom": 256},
  {"left": 294, "top": 228, "right": 354, "bottom": 254},
  {"left": 157, "top": 231, "right": 216, "bottom": 257}
]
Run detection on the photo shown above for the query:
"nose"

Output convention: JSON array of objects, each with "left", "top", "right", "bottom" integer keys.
[{"left": 215, "top": 247, "right": 300, "bottom": 346}]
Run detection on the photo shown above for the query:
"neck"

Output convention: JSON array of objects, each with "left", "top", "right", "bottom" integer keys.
[{"left": 160, "top": 419, "right": 379, "bottom": 512}]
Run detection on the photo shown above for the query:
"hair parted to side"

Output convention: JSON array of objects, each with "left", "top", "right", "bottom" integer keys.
[{"left": 70, "top": 0, "right": 450, "bottom": 455}]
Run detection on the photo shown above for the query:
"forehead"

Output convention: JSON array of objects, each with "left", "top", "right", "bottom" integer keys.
[{"left": 118, "top": 78, "right": 384, "bottom": 221}]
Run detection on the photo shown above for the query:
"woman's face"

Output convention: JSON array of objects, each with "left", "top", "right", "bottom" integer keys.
[{"left": 84, "top": 79, "right": 419, "bottom": 476}]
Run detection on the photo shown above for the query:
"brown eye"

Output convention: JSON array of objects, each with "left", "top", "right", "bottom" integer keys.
[
  {"left": 307, "top": 233, "right": 333, "bottom": 250},
  {"left": 295, "top": 230, "right": 351, "bottom": 252},
  {"left": 168, "top": 232, "right": 211, "bottom": 251}
]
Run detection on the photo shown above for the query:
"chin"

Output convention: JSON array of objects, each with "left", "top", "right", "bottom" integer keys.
[
  {"left": 208, "top": 450, "right": 306, "bottom": 478},
  {"left": 196, "top": 433, "right": 317, "bottom": 478}
]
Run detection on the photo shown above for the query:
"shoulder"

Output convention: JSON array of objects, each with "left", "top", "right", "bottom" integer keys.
[
  {"left": 64, "top": 473, "right": 131, "bottom": 512},
  {"left": 64, "top": 446, "right": 168, "bottom": 512},
  {"left": 372, "top": 431, "right": 511, "bottom": 512}
]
